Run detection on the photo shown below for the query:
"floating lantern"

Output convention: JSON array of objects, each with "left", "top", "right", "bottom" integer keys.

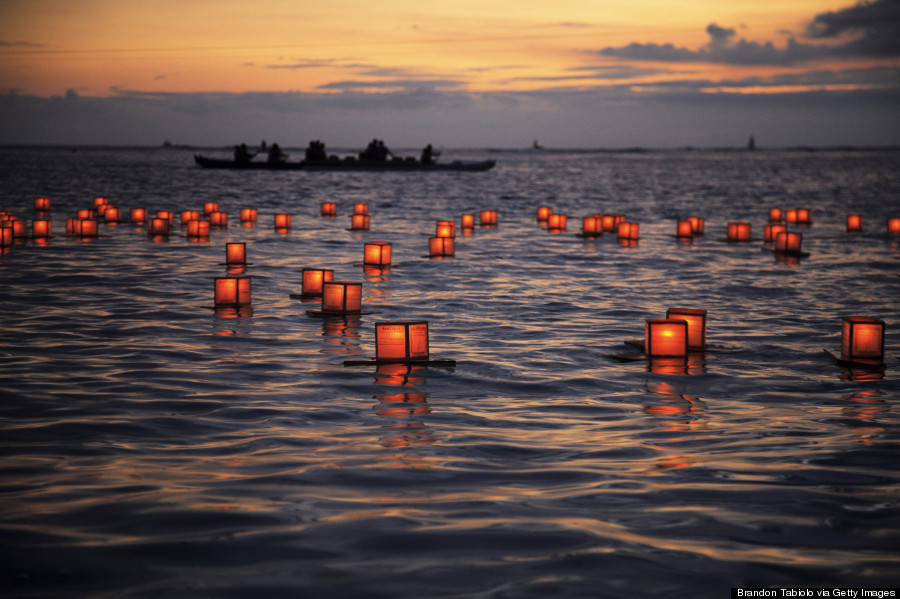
[
  {"left": 846, "top": 214, "right": 862, "bottom": 232},
  {"left": 796, "top": 208, "right": 812, "bottom": 225},
  {"left": 240, "top": 208, "right": 258, "bottom": 223},
  {"left": 214, "top": 276, "right": 251, "bottom": 308},
  {"left": 480, "top": 210, "right": 498, "bottom": 227},
  {"left": 888, "top": 218, "right": 900, "bottom": 235},
  {"left": 785, "top": 209, "right": 798, "bottom": 225},
  {"left": 148, "top": 217, "right": 169, "bottom": 237},
  {"left": 764, "top": 224, "right": 787, "bottom": 243},
  {"left": 644, "top": 319, "right": 688, "bottom": 357},
  {"left": 154, "top": 210, "right": 172, "bottom": 226},
  {"left": 130, "top": 208, "right": 147, "bottom": 223},
  {"left": 726, "top": 221, "right": 751, "bottom": 242},
  {"left": 461, "top": 213, "right": 475, "bottom": 229},
  {"left": 617, "top": 222, "right": 639, "bottom": 240},
  {"left": 364, "top": 241, "right": 392, "bottom": 266},
  {"left": 78, "top": 219, "right": 99, "bottom": 238},
  {"left": 186, "top": 219, "right": 210, "bottom": 239},
  {"left": 322, "top": 281, "right": 362, "bottom": 313},
  {"left": 582, "top": 215, "right": 602, "bottom": 237},
  {"left": 180, "top": 210, "right": 200, "bottom": 225},
  {"left": 66, "top": 217, "right": 77, "bottom": 236},
  {"left": 375, "top": 321, "right": 429, "bottom": 361},
  {"left": 225, "top": 242, "right": 246, "bottom": 266},
  {"left": 94, "top": 197, "right": 108, "bottom": 211},
  {"left": 841, "top": 317, "right": 885, "bottom": 364},
  {"left": 547, "top": 213, "right": 567, "bottom": 232},
  {"left": 601, "top": 215, "right": 617, "bottom": 233},
  {"left": 104, "top": 207, "right": 120, "bottom": 223},
  {"left": 769, "top": 208, "right": 783, "bottom": 223},
  {"left": 537, "top": 206, "right": 552, "bottom": 222},
  {"left": 321, "top": 202, "right": 337, "bottom": 217},
  {"left": 350, "top": 213, "right": 370, "bottom": 230},
  {"left": 353, "top": 202, "right": 369, "bottom": 216},
  {"left": 436, "top": 220, "right": 456, "bottom": 238},
  {"left": 77, "top": 209, "right": 93, "bottom": 220},
  {"left": 676, "top": 220, "right": 693, "bottom": 238},
  {"left": 429, "top": 236, "right": 455, "bottom": 257},
  {"left": 301, "top": 268, "right": 334, "bottom": 296},
  {"left": 665, "top": 308, "right": 707, "bottom": 350},
  {"left": 32, "top": 219, "right": 51, "bottom": 239},
  {"left": 687, "top": 216, "right": 704, "bottom": 235},
  {"left": 0, "top": 225, "right": 13, "bottom": 247},
  {"left": 774, "top": 231, "right": 803, "bottom": 255},
  {"left": 274, "top": 213, "right": 291, "bottom": 230},
  {"left": 34, "top": 197, "right": 51, "bottom": 211},
  {"left": 11, "top": 220, "right": 27, "bottom": 238},
  {"left": 209, "top": 211, "right": 228, "bottom": 228},
  {"left": 203, "top": 202, "right": 219, "bottom": 216}
]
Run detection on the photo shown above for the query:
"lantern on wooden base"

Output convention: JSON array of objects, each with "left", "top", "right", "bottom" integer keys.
[
  {"left": 364, "top": 242, "right": 392, "bottom": 266},
  {"left": 846, "top": 214, "right": 862, "bottom": 232},
  {"left": 676, "top": 220, "right": 693, "bottom": 238},
  {"left": 726, "top": 221, "right": 751, "bottom": 242},
  {"left": 34, "top": 197, "right": 51, "bottom": 212},
  {"left": 186, "top": 220, "right": 210, "bottom": 240},
  {"left": 537, "top": 206, "right": 552, "bottom": 223},
  {"left": 214, "top": 276, "right": 251, "bottom": 308},
  {"left": 130, "top": 208, "right": 147, "bottom": 224},
  {"left": 321, "top": 202, "right": 337, "bottom": 217},
  {"left": 32, "top": 219, "right": 51, "bottom": 239},
  {"left": 148, "top": 217, "right": 170, "bottom": 237},
  {"left": 300, "top": 268, "right": 334, "bottom": 297},
  {"left": 320, "top": 281, "right": 362, "bottom": 314},
  {"left": 203, "top": 202, "right": 219, "bottom": 216},
  {"left": 796, "top": 208, "right": 812, "bottom": 225},
  {"left": 581, "top": 215, "right": 602, "bottom": 237},
  {"left": 225, "top": 243, "right": 247, "bottom": 267},
  {"left": 274, "top": 213, "right": 292, "bottom": 230},
  {"left": 209, "top": 211, "right": 228, "bottom": 228},
  {"left": 687, "top": 216, "right": 704, "bottom": 235},
  {"left": 764, "top": 224, "right": 787, "bottom": 243},
  {"left": 645, "top": 319, "right": 689, "bottom": 358},
  {"left": 769, "top": 208, "right": 783, "bottom": 223},
  {"left": 375, "top": 321, "right": 429, "bottom": 362},
  {"left": 436, "top": 220, "right": 455, "bottom": 238},
  {"left": 665, "top": 308, "right": 707, "bottom": 351},
  {"left": 480, "top": 210, "right": 498, "bottom": 227},
  {"left": 428, "top": 236, "right": 454, "bottom": 257},
  {"left": 774, "top": 231, "right": 804, "bottom": 256},
  {"left": 350, "top": 214, "right": 370, "bottom": 230},
  {"left": 888, "top": 218, "right": 900, "bottom": 235},
  {"left": 617, "top": 222, "right": 639, "bottom": 241},
  {"left": 240, "top": 208, "right": 258, "bottom": 224},
  {"left": 840, "top": 317, "right": 885, "bottom": 366}
]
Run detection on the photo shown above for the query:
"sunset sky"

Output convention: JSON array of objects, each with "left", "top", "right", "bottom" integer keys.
[{"left": 1, "top": 0, "right": 899, "bottom": 148}]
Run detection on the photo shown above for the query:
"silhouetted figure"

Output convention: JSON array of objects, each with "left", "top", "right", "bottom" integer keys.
[
  {"left": 421, "top": 143, "right": 435, "bottom": 165},
  {"left": 361, "top": 139, "right": 392, "bottom": 161},
  {"left": 234, "top": 143, "right": 255, "bottom": 164},
  {"left": 305, "top": 140, "right": 327, "bottom": 161},
  {"left": 267, "top": 143, "right": 287, "bottom": 164}
]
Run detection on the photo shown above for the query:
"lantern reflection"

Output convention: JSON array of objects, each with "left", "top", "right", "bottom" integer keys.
[
  {"left": 301, "top": 268, "right": 334, "bottom": 296},
  {"left": 364, "top": 242, "right": 392, "bottom": 266},
  {"left": 321, "top": 316, "right": 362, "bottom": 354},
  {"left": 375, "top": 321, "right": 429, "bottom": 362},
  {"left": 841, "top": 316, "right": 885, "bottom": 365},
  {"left": 846, "top": 214, "right": 862, "bottom": 232},
  {"left": 375, "top": 363, "right": 426, "bottom": 386}
]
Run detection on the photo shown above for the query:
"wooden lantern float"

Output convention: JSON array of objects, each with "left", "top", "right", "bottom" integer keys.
[
  {"left": 214, "top": 276, "right": 251, "bottom": 308},
  {"left": 364, "top": 241, "right": 392, "bottom": 266},
  {"left": 350, "top": 213, "right": 370, "bottom": 230},
  {"left": 774, "top": 231, "right": 803, "bottom": 255},
  {"left": 148, "top": 217, "right": 170, "bottom": 237},
  {"left": 274, "top": 213, "right": 291, "bottom": 230},
  {"left": 846, "top": 214, "right": 863, "bottom": 232},
  {"left": 769, "top": 208, "right": 783, "bottom": 223},
  {"left": 796, "top": 208, "right": 812, "bottom": 225},
  {"left": 888, "top": 218, "right": 900, "bottom": 235},
  {"left": 321, "top": 202, "right": 338, "bottom": 217},
  {"left": 375, "top": 321, "right": 429, "bottom": 362},
  {"left": 225, "top": 242, "right": 247, "bottom": 266},
  {"left": 301, "top": 268, "right": 334, "bottom": 296},
  {"left": 617, "top": 221, "right": 639, "bottom": 240},
  {"left": 186, "top": 219, "right": 210, "bottom": 239},
  {"left": 203, "top": 202, "right": 219, "bottom": 216},
  {"left": 480, "top": 209, "right": 498, "bottom": 227},
  {"left": 34, "top": 197, "right": 51, "bottom": 212},
  {"left": 353, "top": 202, "right": 369, "bottom": 216},
  {"left": 104, "top": 206, "right": 120, "bottom": 223},
  {"left": 461, "top": 213, "right": 475, "bottom": 230},
  {"left": 764, "top": 224, "right": 787, "bottom": 243},
  {"left": 676, "top": 220, "right": 694, "bottom": 238},
  {"left": 537, "top": 206, "right": 552, "bottom": 222},
  {"left": 322, "top": 281, "right": 362, "bottom": 313},
  {"left": 240, "top": 208, "right": 258, "bottom": 223},
  {"left": 429, "top": 236, "right": 455, "bottom": 257},
  {"left": 726, "top": 221, "right": 751, "bottom": 242},
  {"left": 665, "top": 308, "right": 707, "bottom": 350},
  {"left": 687, "top": 216, "right": 705, "bottom": 235},
  {"left": 547, "top": 213, "right": 567, "bottom": 232},
  {"left": 841, "top": 316, "right": 885, "bottom": 365},
  {"left": 32, "top": 219, "right": 51, "bottom": 239},
  {"left": 582, "top": 215, "right": 602, "bottom": 237},
  {"left": 209, "top": 211, "right": 228, "bottom": 228},
  {"left": 644, "top": 319, "right": 689, "bottom": 357},
  {"left": 130, "top": 208, "right": 147, "bottom": 223},
  {"left": 436, "top": 220, "right": 456, "bottom": 238}
]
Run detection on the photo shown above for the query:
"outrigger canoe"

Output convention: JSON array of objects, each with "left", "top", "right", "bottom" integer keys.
[{"left": 194, "top": 155, "right": 496, "bottom": 172}]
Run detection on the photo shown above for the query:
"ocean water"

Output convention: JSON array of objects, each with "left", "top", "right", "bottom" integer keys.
[{"left": 1, "top": 146, "right": 899, "bottom": 598}]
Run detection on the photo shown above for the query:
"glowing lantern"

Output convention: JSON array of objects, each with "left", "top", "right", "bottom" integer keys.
[
  {"left": 156, "top": 210, "right": 174, "bottom": 226},
  {"left": 375, "top": 321, "right": 429, "bottom": 361},
  {"left": 644, "top": 319, "right": 688, "bottom": 357},
  {"left": 841, "top": 317, "right": 885, "bottom": 364},
  {"left": 148, "top": 217, "right": 169, "bottom": 236},
  {"left": 78, "top": 219, "right": 99, "bottom": 238},
  {"left": 726, "top": 221, "right": 751, "bottom": 241},
  {"left": 676, "top": 220, "right": 693, "bottom": 238},
  {"left": 0, "top": 225, "right": 13, "bottom": 246},
  {"left": 66, "top": 217, "right": 77, "bottom": 235},
  {"left": 687, "top": 216, "right": 704, "bottom": 235},
  {"left": 11, "top": 220, "right": 27, "bottom": 238},
  {"left": 32, "top": 219, "right": 51, "bottom": 238},
  {"left": 764, "top": 224, "right": 787, "bottom": 243},
  {"left": 601, "top": 215, "right": 617, "bottom": 233},
  {"left": 104, "top": 207, "right": 120, "bottom": 223},
  {"left": 665, "top": 308, "right": 707, "bottom": 350},
  {"left": 785, "top": 209, "right": 798, "bottom": 225},
  {"left": 582, "top": 215, "right": 602, "bottom": 237},
  {"left": 769, "top": 208, "right": 783, "bottom": 223},
  {"left": 436, "top": 220, "right": 456, "bottom": 238},
  {"left": 774, "top": 231, "right": 803, "bottom": 255},
  {"left": 225, "top": 243, "right": 246, "bottom": 266},
  {"left": 429, "top": 236, "right": 455, "bottom": 257},
  {"left": 846, "top": 214, "right": 862, "bottom": 232},
  {"left": 322, "top": 281, "right": 362, "bottom": 313},
  {"left": 547, "top": 214, "right": 567, "bottom": 232},
  {"left": 364, "top": 241, "right": 392, "bottom": 266},
  {"left": 94, "top": 197, "right": 108, "bottom": 211},
  {"left": 353, "top": 203, "right": 369, "bottom": 216},
  {"left": 214, "top": 276, "right": 251, "bottom": 307},
  {"left": 77, "top": 209, "right": 93, "bottom": 220},
  {"left": 209, "top": 211, "right": 228, "bottom": 228},
  {"left": 240, "top": 208, "right": 258, "bottom": 223},
  {"left": 274, "top": 213, "right": 291, "bottom": 230},
  {"left": 34, "top": 197, "right": 51, "bottom": 211},
  {"left": 350, "top": 214, "right": 370, "bottom": 230},
  {"left": 321, "top": 202, "right": 337, "bottom": 216},
  {"left": 203, "top": 202, "right": 219, "bottom": 216},
  {"left": 180, "top": 210, "right": 199, "bottom": 225},
  {"left": 461, "top": 213, "right": 475, "bottom": 229},
  {"left": 617, "top": 222, "right": 639, "bottom": 240},
  {"left": 537, "top": 206, "right": 552, "bottom": 222},
  {"left": 888, "top": 218, "right": 900, "bottom": 235},
  {"left": 130, "top": 208, "right": 147, "bottom": 223},
  {"left": 186, "top": 220, "right": 210, "bottom": 239},
  {"left": 796, "top": 208, "right": 812, "bottom": 225},
  {"left": 480, "top": 210, "right": 498, "bottom": 226},
  {"left": 301, "top": 268, "right": 334, "bottom": 296}
]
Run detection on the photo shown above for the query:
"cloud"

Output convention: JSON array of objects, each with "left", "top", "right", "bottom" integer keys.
[
  {"left": 316, "top": 78, "right": 464, "bottom": 91},
  {"left": 806, "top": 0, "right": 900, "bottom": 56},
  {"left": 0, "top": 40, "right": 45, "bottom": 48}
]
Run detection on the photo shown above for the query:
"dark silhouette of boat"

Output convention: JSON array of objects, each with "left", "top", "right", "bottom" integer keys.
[{"left": 193, "top": 154, "right": 496, "bottom": 172}]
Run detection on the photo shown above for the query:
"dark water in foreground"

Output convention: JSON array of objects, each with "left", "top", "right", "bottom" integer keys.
[{"left": 1, "top": 147, "right": 899, "bottom": 598}]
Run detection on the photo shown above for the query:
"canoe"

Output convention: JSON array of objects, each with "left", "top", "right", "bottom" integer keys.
[{"left": 194, "top": 155, "right": 495, "bottom": 172}]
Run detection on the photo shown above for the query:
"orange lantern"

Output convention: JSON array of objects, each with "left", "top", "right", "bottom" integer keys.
[
  {"left": 841, "top": 317, "right": 885, "bottom": 364},
  {"left": 665, "top": 308, "right": 707, "bottom": 350},
  {"left": 321, "top": 202, "right": 337, "bottom": 217},
  {"left": 375, "top": 321, "right": 429, "bottom": 361},
  {"left": 846, "top": 214, "right": 862, "bottom": 232},
  {"left": 601, "top": 214, "right": 617, "bottom": 233},
  {"left": 130, "top": 208, "right": 147, "bottom": 223},
  {"left": 225, "top": 242, "right": 246, "bottom": 266},
  {"left": 617, "top": 222, "right": 639, "bottom": 240},
  {"left": 547, "top": 213, "right": 567, "bottom": 232},
  {"left": 11, "top": 220, "right": 27, "bottom": 238},
  {"left": 214, "top": 276, "right": 251, "bottom": 307},
  {"left": 274, "top": 213, "right": 291, "bottom": 230},
  {"left": 461, "top": 214, "right": 475, "bottom": 231},
  {"left": 350, "top": 214, "right": 370, "bottom": 230},
  {"left": 0, "top": 225, "right": 13, "bottom": 246},
  {"left": 94, "top": 197, "right": 108, "bottom": 211},
  {"left": 480, "top": 210, "right": 498, "bottom": 227},
  {"left": 209, "top": 211, "right": 228, "bottom": 228},
  {"left": 180, "top": 210, "right": 199, "bottom": 225},
  {"left": 726, "top": 221, "right": 751, "bottom": 242},
  {"left": 581, "top": 215, "right": 602, "bottom": 237},
  {"left": 769, "top": 208, "right": 783, "bottom": 223},
  {"left": 676, "top": 220, "right": 693, "bottom": 238},
  {"left": 155, "top": 210, "right": 173, "bottom": 226},
  {"left": 774, "top": 231, "right": 802, "bottom": 255},
  {"left": 203, "top": 202, "right": 219, "bottom": 216},
  {"left": 301, "top": 268, "right": 334, "bottom": 296},
  {"left": 34, "top": 197, "right": 51, "bottom": 211},
  {"left": 77, "top": 209, "right": 93, "bottom": 220},
  {"left": 888, "top": 218, "right": 900, "bottom": 235},
  {"left": 322, "top": 281, "right": 362, "bottom": 313},
  {"left": 78, "top": 219, "right": 99, "bottom": 238},
  {"left": 240, "top": 208, "right": 258, "bottom": 223},
  {"left": 785, "top": 209, "right": 798, "bottom": 225},
  {"left": 65, "top": 217, "right": 77, "bottom": 236},
  {"left": 186, "top": 220, "right": 210, "bottom": 239},
  {"left": 148, "top": 217, "right": 169, "bottom": 236},
  {"left": 796, "top": 208, "right": 811, "bottom": 225},
  {"left": 32, "top": 219, "right": 51, "bottom": 238},
  {"left": 364, "top": 241, "right": 392, "bottom": 266},
  {"left": 537, "top": 206, "right": 552, "bottom": 222},
  {"left": 764, "top": 224, "right": 787, "bottom": 243},
  {"left": 104, "top": 207, "right": 120, "bottom": 223},
  {"left": 353, "top": 202, "right": 369, "bottom": 216},
  {"left": 429, "top": 236, "right": 455, "bottom": 257},
  {"left": 644, "top": 319, "right": 688, "bottom": 357},
  {"left": 687, "top": 216, "right": 704, "bottom": 235},
  {"left": 436, "top": 220, "right": 456, "bottom": 238}
]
